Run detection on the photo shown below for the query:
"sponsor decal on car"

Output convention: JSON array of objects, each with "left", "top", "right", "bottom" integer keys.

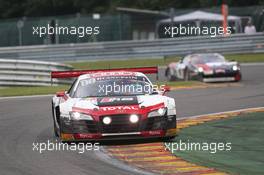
[
  {"left": 215, "top": 69, "right": 225, "bottom": 73},
  {"left": 90, "top": 71, "right": 135, "bottom": 77},
  {"left": 100, "top": 97, "right": 134, "bottom": 103},
  {"left": 97, "top": 96, "right": 139, "bottom": 106},
  {"left": 101, "top": 106, "right": 139, "bottom": 111}
]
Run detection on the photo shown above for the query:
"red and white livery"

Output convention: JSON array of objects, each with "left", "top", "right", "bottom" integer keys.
[{"left": 51, "top": 67, "right": 177, "bottom": 141}]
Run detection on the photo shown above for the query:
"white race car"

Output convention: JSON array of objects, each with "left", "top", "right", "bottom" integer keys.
[
  {"left": 51, "top": 67, "right": 177, "bottom": 141},
  {"left": 165, "top": 53, "right": 242, "bottom": 82}
]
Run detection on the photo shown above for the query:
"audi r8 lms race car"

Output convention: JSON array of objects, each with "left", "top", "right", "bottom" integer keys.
[
  {"left": 51, "top": 67, "right": 177, "bottom": 141},
  {"left": 165, "top": 53, "right": 242, "bottom": 82}
]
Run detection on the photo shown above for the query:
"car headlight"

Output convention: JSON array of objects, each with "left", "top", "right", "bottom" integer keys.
[
  {"left": 232, "top": 65, "right": 238, "bottom": 71},
  {"left": 198, "top": 67, "right": 204, "bottom": 72},
  {"left": 129, "top": 114, "right": 139, "bottom": 123},
  {"left": 69, "top": 112, "right": 93, "bottom": 120},
  {"left": 148, "top": 108, "right": 166, "bottom": 118}
]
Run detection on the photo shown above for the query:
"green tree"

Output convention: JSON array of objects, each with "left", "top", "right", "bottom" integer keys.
[{"left": 0, "top": 0, "right": 263, "bottom": 19}]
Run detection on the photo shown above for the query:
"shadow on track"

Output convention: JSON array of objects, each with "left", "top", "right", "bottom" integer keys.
[{"left": 63, "top": 137, "right": 174, "bottom": 146}]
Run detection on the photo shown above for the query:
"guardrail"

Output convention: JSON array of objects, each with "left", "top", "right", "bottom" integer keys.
[
  {"left": 0, "top": 33, "right": 263, "bottom": 62},
  {"left": 0, "top": 59, "right": 73, "bottom": 86}
]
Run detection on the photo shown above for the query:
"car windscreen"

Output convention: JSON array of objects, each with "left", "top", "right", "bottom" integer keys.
[
  {"left": 191, "top": 54, "right": 225, "bottom": 64},
  {"left": 73, "top": 76, "right": 153, "bottom": 98}
]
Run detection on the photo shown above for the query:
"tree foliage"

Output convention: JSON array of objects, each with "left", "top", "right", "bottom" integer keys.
[{"left": 0, "top": 0, "right": 263, "bottom": 19}]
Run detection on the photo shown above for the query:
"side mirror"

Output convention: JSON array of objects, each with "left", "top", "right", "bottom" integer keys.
[
  {"left": 162, "top": 85, "right": 171, "bottom": 95},
  {"left": 56, "top": 91, "right": 65, "bottom": 97}
]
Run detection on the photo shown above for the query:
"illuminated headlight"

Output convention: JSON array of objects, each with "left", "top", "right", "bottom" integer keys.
[
  {"left": 148, "top": 108, "right": 166, "bottom": 118},
  {"left": 198, "top": 67, "right": 204, "bottom": 72},
  {"left": 70, "top": 112, "right": 93, "bottom": 120},
  {"left": 129, "top": 114, "right": 139, "bottom": 123},
  {"left": 102, "top": 116, "right": 111, "bottom": 125},
  {"left": 232, "top": 65, "right": 238, "bottom": 71}
]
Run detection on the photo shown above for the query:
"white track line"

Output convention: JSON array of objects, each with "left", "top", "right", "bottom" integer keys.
[
  {"left": 0, "top": 94, "right": 52, "bottom": 100},
  {"left": 241, "top": 63, "right": 264, "bottom": 66},
  {"left": 178, "top": 106, "right": 264, "bottom": 121}
]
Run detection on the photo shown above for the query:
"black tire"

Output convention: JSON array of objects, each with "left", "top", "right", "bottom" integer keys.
[
  {"left": 163, "top": 135, "right": 177, "bottom": 142},
  {"left": 166, "top": 68, "right": 176, "bottom": 81},
  {"left": 165, "top": 68, "right": 172, "bottom": 81},
  {"left": 184, "top": 69, "right": 190, "bottom": 81},
  {"left": 165, "top": 67, "right": 169, "bottom": 77},
  {"left": 197, "top": 74, "right": 204, "bottom": 82},
  {"left": 167, "top": 73, "right": 173, "bottom": 81},
  {"left": 52, "top": 103, "right": 60, "bottom": 137},
  {"left": 53, "top": 119, "right": 59, "bottom": 137}
]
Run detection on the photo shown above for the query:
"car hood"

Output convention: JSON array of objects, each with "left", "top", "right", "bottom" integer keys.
[
  {"left": 196, "top": 62, "right": 237, "bottom": 70},
  {"left": 59, "top": 94, "right": 175, "bottom": 116},
  {"left": 73, "top": 95, "right": 168, "bottom": 109}
]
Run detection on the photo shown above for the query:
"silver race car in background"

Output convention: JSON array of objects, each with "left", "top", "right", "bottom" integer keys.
[{"left": 165, "top": 53, "right": 242, "bottom": 82}]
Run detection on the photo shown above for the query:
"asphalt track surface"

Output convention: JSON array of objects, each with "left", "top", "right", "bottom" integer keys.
[{"left": 0, "top": 64, "right": 263, "bottom": 175}]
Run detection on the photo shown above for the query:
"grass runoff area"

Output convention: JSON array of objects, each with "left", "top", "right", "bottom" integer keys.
[
  {"left": 69, "top": 53, "right": 264, "bottom": 70},
  {"left": 169, "top": 112, "right": 264, "bottom": 175},
  {"left": 0, "top": 85, "right": 69, "bottom": 97}
]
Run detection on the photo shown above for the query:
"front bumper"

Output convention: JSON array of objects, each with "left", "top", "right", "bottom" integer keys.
[
  {"left": 60, "top": 114, "right": 177, "bottom": 141},
  {"left": 202, "top": 71, "right": 241, "bottom": 82}
]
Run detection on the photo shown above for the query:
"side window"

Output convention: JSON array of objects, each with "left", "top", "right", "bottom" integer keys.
[
  {"left": 183, "top": 57, "right": 189, "bottom": 64},
  {"left": 142, "top": 75, "right": 151, "bottom": 84},
  {"left": 68, "top": 79, "right": 77, "bottom": 97}
]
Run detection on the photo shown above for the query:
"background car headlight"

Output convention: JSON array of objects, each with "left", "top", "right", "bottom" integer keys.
[
  {"left": 148, "top": 108, "right": 166, "bottom": 118},
  {"left": 198, "top": 67, "right": 204, "bottom": 72},
  {"left": 129, "top": 114, "right": 139, "bottom": 123},
  {"left": 232, "top": 65, "right": 238, "bottom": 71},
  {"left": 70, "top": 112, "right": 93, "bottom": 120}
]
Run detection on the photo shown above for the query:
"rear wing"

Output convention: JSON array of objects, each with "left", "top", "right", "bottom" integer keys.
[{"left": 51, "top": 67, "right": 158, "bottom": 79}]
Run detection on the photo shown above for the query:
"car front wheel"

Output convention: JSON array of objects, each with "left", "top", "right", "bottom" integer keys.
[
  {"left": 52, "top": 103, "right": 60, "bottom": 137},
  {"left": 184, "top": 69, "right": 190, "bottom": 81}
]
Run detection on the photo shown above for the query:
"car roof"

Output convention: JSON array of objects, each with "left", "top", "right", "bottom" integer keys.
[
  {"left": 78, "top": 71, "right": 147, "bottom": 80},
  {"left": 189, "top": 53, "right": 222, "bottom": 58}
]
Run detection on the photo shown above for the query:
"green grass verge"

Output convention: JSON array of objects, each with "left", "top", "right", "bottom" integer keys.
[
  {"left": 69, "top": 53, "right": 264, "bottom": 70},
  {"left": 169, "top": 112, "right": 264, "bottom": 175},
  {"left": 225, "top": 53, "right": 264, "bottom": 63},
  {"left": 69, "top": 57, "right": 181, "bottom": 70},
  {"left": 0, "top": 85, "right": 70, "bottom": 97},
  {"left": 156, "top": 81, "right": 202, "bottom": 87}
]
